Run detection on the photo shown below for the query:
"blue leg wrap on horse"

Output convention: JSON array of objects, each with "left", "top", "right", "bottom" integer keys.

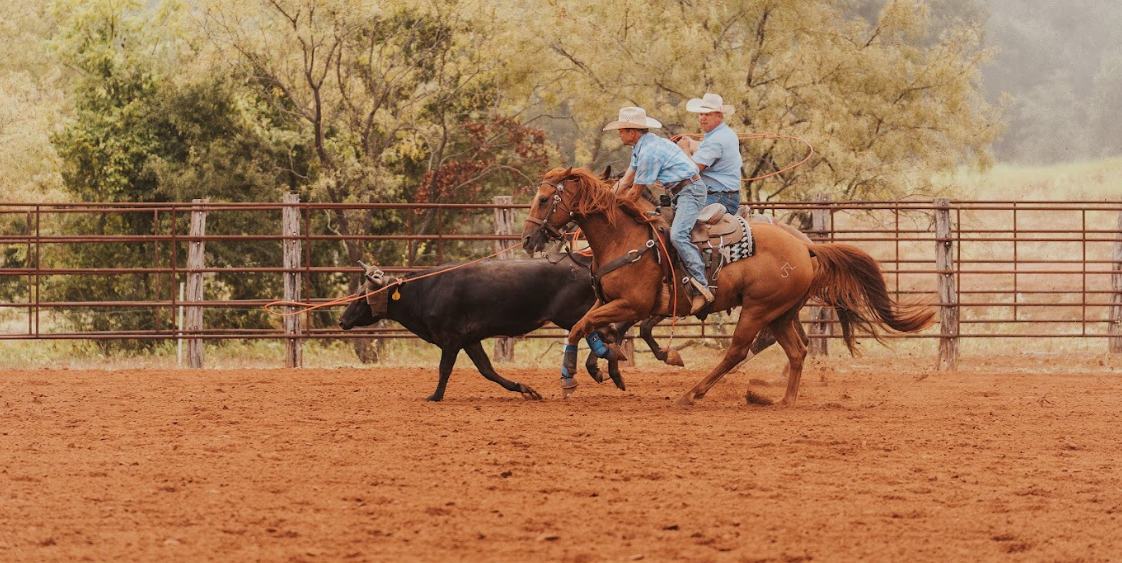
[
  {"left": 561, "top": 344, "right": 578, "bottom": 379},
  {"left": 586, "top": 332, "right": 609, "bottom": 358}
]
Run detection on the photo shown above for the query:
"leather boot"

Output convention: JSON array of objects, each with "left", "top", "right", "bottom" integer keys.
[{"left": 688, "top": 278, "right": 715, "bottom": 314}]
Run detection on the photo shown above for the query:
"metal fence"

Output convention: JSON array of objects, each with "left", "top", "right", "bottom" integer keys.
[{"left": 2, "top": 198, "right": 1121, "bottom": 366}]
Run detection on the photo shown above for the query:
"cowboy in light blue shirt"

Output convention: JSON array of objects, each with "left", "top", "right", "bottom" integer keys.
[
  {"left": 607, "top": 106, "right": 714, "bottom": 314},
  {"left": 677, "top": 93, "right": 743, "bottom": 215}
]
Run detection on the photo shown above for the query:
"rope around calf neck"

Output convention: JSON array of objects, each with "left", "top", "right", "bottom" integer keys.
[{"left": 262, "top": 242, "right": 523, "bottom": 317}]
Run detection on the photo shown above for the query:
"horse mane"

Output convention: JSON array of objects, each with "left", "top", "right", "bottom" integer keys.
[{"left": 543, "top": 167, "right": 651, "bottom": 225}]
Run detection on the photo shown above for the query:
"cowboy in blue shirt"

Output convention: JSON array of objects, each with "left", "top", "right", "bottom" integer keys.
[
  {"left": 607, "top": 106, "right": 715, "bottom": 314},
  {"left": 677, "top": 93, "right": 743, "bottom": 215}
]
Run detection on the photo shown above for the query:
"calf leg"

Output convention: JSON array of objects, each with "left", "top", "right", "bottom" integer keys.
[
  {"left": 463, "top": 342, "right": 542, "bottom": 400},
  {"left": 428, "top": 347, "right": 460, "bottom": 402}
]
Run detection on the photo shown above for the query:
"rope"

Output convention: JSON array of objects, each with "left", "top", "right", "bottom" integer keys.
[
  {"left": 262, "top": 242, "right": 523, "bottom": 317},
  {"left": 639, "top": 215, "right": 680, "bottom": 346},
  {"left": 670, "top": 132, "right": 815, "bottom": 182}
]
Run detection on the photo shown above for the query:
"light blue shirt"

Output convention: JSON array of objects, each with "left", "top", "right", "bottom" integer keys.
[
  {"left": 629, "top": 132, "right": 699, "bottom": 186},
  {"left": 691, "top": 122, "right": 742, "bottom": 193}
]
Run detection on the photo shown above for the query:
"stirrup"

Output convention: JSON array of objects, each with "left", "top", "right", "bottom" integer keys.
[
  {"left": 687, "top": 278, "right": 714, "bottom": 314},
  {"left": 688, "top": 278, "right": 714, "bottom": 300},
  {"left": 689, "top": 293, "right": 712, "bottom": 315}
]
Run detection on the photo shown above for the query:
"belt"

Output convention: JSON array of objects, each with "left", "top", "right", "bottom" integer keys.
[{"left": 666, "top": 174, "right": 702, "bottom": 195}]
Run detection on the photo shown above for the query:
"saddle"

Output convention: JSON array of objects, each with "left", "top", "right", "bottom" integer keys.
[
  {"left": 690, "top": 204, "right": 745, "bottom": 248},
  {"left": 653, "top": 203, "right": 756, "bottom": 291}
]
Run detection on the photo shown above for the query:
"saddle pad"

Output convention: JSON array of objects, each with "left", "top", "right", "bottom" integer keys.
[{"left": 719, "top": 216, "right": 755, "bottom": 263}]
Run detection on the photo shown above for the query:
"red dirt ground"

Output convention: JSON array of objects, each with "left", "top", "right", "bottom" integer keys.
[{"left": 2, "top": 358, "right": 1121, "bottom": 562}]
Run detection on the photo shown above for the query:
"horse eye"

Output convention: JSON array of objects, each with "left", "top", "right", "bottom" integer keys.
[{"left": 538, "top": 196, "right": 550, "bottom": 205}]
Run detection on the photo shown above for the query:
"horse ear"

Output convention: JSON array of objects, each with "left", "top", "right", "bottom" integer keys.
[
  {"left": 562, "top": 166, "right": 573, "bottom": 179},
  {"left": 601, "top": 165, "right": 612, "bottom": 181}
]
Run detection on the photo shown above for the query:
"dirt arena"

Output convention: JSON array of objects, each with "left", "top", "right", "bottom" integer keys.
[{"left": 2, "top": 354, "right": 1121, "bottom": 562}]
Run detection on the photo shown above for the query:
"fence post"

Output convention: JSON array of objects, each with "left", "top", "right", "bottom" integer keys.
[
  {"left": 185, "top": 199, "right": 207, "bottom": 369},
  {"left": 283, "top": 194, "right": 304, "bottom": 368},
  {"left": 1110, "top": 204, "right": 1122, "bottom": 354},
  {"left": 935, "top": 197, "right": 959, "bottom": 370},
  {"left": 808, "top": 193, "right": 832, "bottom": 356},
  {"left": 493, "top": 195, "right": 516, "bottom": 362}
]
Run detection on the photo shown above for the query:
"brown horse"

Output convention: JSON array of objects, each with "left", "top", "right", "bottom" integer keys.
[{"left": 521, "top": 167, "right": 935, "bottom": 406}]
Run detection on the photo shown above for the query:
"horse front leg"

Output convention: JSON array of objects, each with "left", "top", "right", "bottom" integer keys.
[
  {"left": 561, "top": 300, "right": 642, "bottom": 399},
  {"left": 638, "top": 315, "right": 683, "bottom": 366}
]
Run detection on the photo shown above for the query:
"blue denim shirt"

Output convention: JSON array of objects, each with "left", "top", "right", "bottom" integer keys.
[
  {"left": 630, "top": 132, "right": 699, "bottom": 186},
  {"left": 691, "top": 122, "right": 742, "bottom": 193}
]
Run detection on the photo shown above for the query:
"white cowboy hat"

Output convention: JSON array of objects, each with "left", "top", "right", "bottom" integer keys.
[
  {"left": 686, "top": 92, "right": 735, "bottom": 115},
  {"left": 603, "top": 106, "right": 663, "bottom": 130}
]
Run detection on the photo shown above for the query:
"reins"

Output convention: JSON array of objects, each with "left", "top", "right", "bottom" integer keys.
[{"left": 262, "top": 242, "right": 523, "bottom": 317}]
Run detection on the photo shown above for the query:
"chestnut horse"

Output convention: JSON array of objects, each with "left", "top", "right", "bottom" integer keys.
[{"left": 521, "top": 167, "right": 935, "bottom": 406}]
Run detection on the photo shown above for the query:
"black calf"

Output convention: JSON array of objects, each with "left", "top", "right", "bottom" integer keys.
[{"left": 338, "top": 254, "right": 622, "bottom": 401}]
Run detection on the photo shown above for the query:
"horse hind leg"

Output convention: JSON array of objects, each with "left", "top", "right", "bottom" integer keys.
[
  {"left": 462, "top": 342, "right": 542, "bottom": 400},
  {"left": 771, "top": 316, "right": 809, "bottom": 406},
  {"left": 676, "top": 308, "right": 769, "bottom": 407}
]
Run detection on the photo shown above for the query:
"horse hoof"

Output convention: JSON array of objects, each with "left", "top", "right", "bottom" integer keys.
[
  {"left": 561, "top": 378, "right": 578, "bottom": 399},
  {"left": 609, "top": 373, "right": 626, "bottom": 391},
  {"left": 424, "top": 395, "right": 443, "bottom": 402},
  {"left": 520, "top": 385, "right": 543, "bottom": 401},
  {"left": 675, "top": 394, "right": 695, "bottom": 407},
  {"left": 608, "top": 344, "right": 629, "bottom": 363},
  {"left": 745, "top": 390, "right": 773, "bottom": 406},
  {"left": 665, "top": 349, "right": 685, "bottom": 367},
  {"left": 587, "top": 369, "right": 605, "bottom": 384}
]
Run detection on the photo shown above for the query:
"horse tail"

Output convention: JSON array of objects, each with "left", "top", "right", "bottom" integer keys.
[{"left": 807, "top": 243, "right": 936, "bottom": 354}]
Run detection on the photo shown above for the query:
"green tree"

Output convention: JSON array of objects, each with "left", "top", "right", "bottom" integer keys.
[
  {"left": 502, "top": 0, "right": 1002, "bottom": 201},
  {"left": 200, "top": 0, "right": 550, "bottom": 266},
  {"left": 0, "top": 0, "right": 67, "bottom": 202},
  {"left": 46, "top": 0, "right": 307, "bottom": 349}
]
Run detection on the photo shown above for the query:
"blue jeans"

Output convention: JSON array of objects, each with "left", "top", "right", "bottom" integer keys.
[
  {"left": 705, "top": 191, "right": 740, "bottom": 216},
  {"left": 670, "top": 180, "right": 708, "bottom": 288}
]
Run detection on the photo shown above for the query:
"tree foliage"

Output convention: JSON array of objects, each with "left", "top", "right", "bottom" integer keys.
[
  {"left": 502, "top": 0, "right": 1001, "bottom": 201},
  {"left": 200, "top": 0, "right": 551, "bottom": 271},
  {"left": 0, "top": 0, "right": 67, "bottom": 202},
  {"left": 42, "top": 0, "right": 306, "bottom": 348}
]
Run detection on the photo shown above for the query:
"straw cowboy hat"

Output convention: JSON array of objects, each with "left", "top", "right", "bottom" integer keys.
[
  {"left": 603, "top": 106, "right": 663, "bottom": 130},
  {"left": 686, "top": 93, "right": 736, "bottom": 115}
]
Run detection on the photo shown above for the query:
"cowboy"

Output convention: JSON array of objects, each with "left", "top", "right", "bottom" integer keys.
[
  {"left": 677, "top": 93, "right": 743, "bottom": 215},
  {"left": 606, "top": 106, "right": 715, "bottom": 314}
]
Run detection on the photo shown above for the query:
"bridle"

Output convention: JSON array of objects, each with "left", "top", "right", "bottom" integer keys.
[{"left": 525, "top": 177, "right": 577, "bottom": 241}]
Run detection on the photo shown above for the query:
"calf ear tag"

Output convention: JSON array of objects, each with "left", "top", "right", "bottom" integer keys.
[{"left": 392, "top": 288, "right": 401, "bottom": 300}]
